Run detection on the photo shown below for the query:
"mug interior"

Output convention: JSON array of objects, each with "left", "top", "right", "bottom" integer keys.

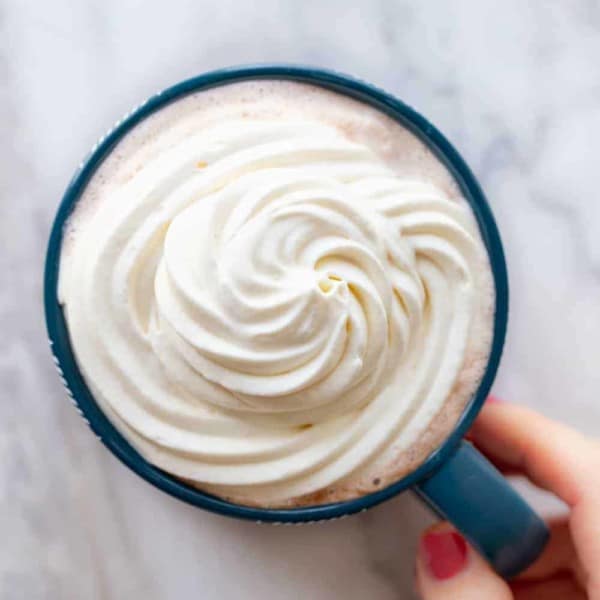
[{"left": 44, "top": 64, "right": 508, "bottom": 523}]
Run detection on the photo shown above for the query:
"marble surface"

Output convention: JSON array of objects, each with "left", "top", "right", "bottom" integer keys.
[{"left": 2, "top": 0, "right": 600, "bottom": 598}]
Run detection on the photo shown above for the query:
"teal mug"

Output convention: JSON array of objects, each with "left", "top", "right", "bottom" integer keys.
[{"left": 44, "top": 64, "right": 548, "bottom": 578}]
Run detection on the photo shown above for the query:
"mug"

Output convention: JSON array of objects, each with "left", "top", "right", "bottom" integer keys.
[{"left": 44, "top": 64, "right": 548, "bottom": 578}]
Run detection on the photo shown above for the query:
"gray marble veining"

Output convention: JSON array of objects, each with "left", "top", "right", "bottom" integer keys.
[{"left": 2, "top": 1, "right": 599, "bottom": 598}]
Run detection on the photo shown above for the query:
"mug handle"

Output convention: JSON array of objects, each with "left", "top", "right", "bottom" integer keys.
[{"left": 414, "top": 440, "right": 549, "bottom": 578}]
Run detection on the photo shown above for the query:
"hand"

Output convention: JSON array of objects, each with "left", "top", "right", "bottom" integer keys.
[{"left": 414, "top": 399, "right": 600, "bottom": 599}]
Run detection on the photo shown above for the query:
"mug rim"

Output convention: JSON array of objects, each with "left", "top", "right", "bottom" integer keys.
[{"left": 44, "top": 64, "right": 508, "bottom": 523}]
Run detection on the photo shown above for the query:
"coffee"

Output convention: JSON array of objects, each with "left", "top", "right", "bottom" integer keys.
[{"left": 59, "top": 80, "right": 495, "bottom": 507}]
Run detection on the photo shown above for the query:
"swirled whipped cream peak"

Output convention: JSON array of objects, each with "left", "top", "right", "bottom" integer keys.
[{"left": 59, "top": 80, "right": 495, "bottom": 506}]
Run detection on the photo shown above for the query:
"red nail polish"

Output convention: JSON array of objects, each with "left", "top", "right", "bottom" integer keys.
[{"left": 421, "top": 530, "right": 468, "bottom": 580}]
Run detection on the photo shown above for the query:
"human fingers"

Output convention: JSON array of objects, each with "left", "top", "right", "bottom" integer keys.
[
  {"left": 514, "top": 519, "right": 584, "bottom": 586},
  {"left": 415, "top": 522, "right": 513, "bottom": 600},
  {"left": 470, "top": 400, "right": 600, "bottom": 597},
  {"left": 511, "top": 575, "right": 585, "bottom": 600},
  {"left": 469, "top": 401, "right": 599, "bottom": 505}
]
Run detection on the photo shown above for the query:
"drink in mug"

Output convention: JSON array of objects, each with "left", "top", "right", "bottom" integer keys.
[
  {"left": 47, "top": 67, "right": 547, "bottom": 577},
  {"left": 58, "top": 79, "right": 494, "bottom": 507}
]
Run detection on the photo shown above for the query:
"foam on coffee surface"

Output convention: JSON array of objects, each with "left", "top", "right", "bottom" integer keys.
[{"left": 60, "top": 80, "right": 495, "bottom": 507}]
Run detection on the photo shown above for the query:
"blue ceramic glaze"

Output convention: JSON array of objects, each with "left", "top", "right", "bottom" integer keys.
[
  {"left": 415, "top": 442, "right": 549, "bottom": 578},
  {"left": 44, "top": 64, "right": 547, "bottom": 575}
]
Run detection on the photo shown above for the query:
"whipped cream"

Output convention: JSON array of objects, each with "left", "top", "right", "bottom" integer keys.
[{"left": 59, "top": 82, "right": 494, "bottom": 505}]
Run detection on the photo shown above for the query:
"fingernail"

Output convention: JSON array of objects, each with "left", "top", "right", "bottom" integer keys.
[
  {"left": 487, "top": 394, "right": 502, "bottom": 404},
  {"left": 420, "top": 530, "right": 468, "bottom": 580}
]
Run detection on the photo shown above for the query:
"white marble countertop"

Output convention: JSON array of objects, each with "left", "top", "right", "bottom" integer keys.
[{"left": 2, "top": 1, "right": 600, "bottom": 598}]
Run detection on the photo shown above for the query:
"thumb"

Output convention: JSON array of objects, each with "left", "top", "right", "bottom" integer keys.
[{"left": 415, "top": 523, "right": 513, "bottom": 600}]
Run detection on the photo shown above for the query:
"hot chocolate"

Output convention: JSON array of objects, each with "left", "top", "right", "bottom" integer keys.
[{"left": 59, "top": 80, "right": 495, "bottom": 507}]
